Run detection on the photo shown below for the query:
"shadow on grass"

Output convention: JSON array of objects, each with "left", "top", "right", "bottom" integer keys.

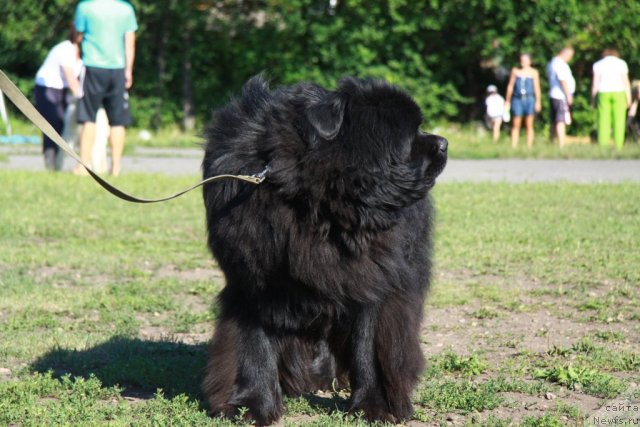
[
  {"left": 30, "top": 336, "right": 351, "bottom": 416},
  {"left": 31, "top": 336, "right": 207, "bottom": 401}
]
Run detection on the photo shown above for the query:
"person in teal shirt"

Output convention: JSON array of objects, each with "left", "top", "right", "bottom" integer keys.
[{"left": 74, "top": 0, "right": 137, "bottom": 177}]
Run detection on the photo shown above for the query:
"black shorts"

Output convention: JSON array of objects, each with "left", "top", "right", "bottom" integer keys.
[
  {"left": 550, "top": 98, "right": 569, "bottom": 124},
  {"left": 77, "top": 66, "right": 132, "bottom": 126}
]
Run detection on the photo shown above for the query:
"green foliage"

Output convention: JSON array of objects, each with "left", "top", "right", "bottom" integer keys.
[
  {"left": 472, "top": 306, "right": 500, "bottom": 319},
  {"left": 594, "top": 331, "right": 626, "bottom": 342},
  {"left": 520, "top": 414, "right": 565, "bottom": 427},
  {"left": 2, "top": 0, "right": 640, "bottom": 133},
  {"left": 436, "top": 351, "right": 487, "bottom": 377},
  {"left": 415, "top": 378, "right": 504, "bottom": 413},
  {"left": 534, "top": 364, "right": 626, "bottom": 397}
]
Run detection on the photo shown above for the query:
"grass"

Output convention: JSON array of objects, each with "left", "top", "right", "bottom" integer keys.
[
  {"left": 0, "top": 170, "right": 639, "bottom": 425},
  {"left": 432, "top": 352, "right": 487, "bottom": 378},
  {"left": 430, "top": 122, "right": 640, "bottom": 159},
  {"left": 534, "top": 365, "right": 626, "bottom": 398},
  {"left": 6, "top": 117, "right": 640, "bottom": 158}
]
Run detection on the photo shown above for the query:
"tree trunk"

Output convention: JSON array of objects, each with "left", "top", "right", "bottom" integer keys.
[
  {"left": 182, "top": 29, "right": 196, "bottom": 132},
  {"left": 152, "top": 6, "right": 169, "bottom": 130}
]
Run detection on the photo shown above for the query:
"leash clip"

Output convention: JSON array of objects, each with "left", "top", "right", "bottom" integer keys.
[{"left": 250, "top": 165, "right": 271, "bottom": 184}]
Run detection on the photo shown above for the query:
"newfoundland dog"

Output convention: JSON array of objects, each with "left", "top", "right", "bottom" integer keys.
[{"left": 201, "top": 76, "right": 447, "bottom": 425}]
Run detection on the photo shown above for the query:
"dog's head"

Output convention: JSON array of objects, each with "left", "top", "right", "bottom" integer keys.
[
  {"left": 206, "top": 75, "right": 447, "bottom": 233},
  {"left": 304, "top": 77, "right": 448, "bottom": 191}
]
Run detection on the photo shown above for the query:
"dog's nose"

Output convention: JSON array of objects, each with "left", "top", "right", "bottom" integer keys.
[{"left": 438, "top": 138, "right": 448, "bottom": 152}]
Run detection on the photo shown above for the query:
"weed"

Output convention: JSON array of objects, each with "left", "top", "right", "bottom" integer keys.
[
  {"left": 437, "top": 351, "right": 487, "bottom": 377},
  {"left": 472, "top": 307, "right": 500, "bottom": 319},
  {"left": 594, "top": 331, "right": 626, "bottom": 342},
  {"left": 534, "top": 364, "right": 626, "bottom": 397},
  {"left": 416, "top": 378, "right": 503, "bottom": 413},
  {"left": 520, "top": 414, "right": 565, "bottom": 427}
]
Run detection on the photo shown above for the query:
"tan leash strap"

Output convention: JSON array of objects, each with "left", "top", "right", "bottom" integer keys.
[{"left": 0, "top": 70, "right": 265, "bottom": 203}]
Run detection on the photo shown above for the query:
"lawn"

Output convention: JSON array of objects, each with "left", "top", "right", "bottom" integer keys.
[
  {"left": 5, "top": 117, "right": 640, "bottom": 159},
  {"left": 0, "top": 171, "right": 638, "bottom": 426}
]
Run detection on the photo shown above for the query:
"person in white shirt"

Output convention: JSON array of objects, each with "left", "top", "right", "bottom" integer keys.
[
  {"left": 546, "top": 47, "right": 575, "bottom": 147},
  {"left": 591, "top": 49, "right": 632, "bottom": 149},
  {"left": 34, "top": 27, "right": 83, "bottom": 170},
  {"left": 485, "top": 85, "right": 505, "bottom": 142}
]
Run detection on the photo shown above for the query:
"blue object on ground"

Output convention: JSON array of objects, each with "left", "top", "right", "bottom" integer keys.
[{"left": 0, "top": 135, "right": 40, "bottom": 144}]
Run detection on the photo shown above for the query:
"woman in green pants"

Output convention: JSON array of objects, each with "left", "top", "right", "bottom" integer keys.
[{"left": 591, "top": 49, "right": 631, "bottom": 149}]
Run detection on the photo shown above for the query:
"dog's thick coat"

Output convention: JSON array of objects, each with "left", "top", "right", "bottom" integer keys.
[{"left": 202, "top": 76, "right": 447, "bottom": 424}]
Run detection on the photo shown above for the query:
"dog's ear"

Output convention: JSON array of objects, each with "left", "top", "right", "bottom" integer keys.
[{"left": 306, "top": 93, "right": 346, "bottom": 140}]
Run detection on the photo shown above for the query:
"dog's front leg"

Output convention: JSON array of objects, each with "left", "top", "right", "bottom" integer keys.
[
  {"left": 374, "top": 292, "right": 425, "bottom": 421},
  {"left": 203, "top": 315, "right": 283, "bottom": 425},
  {"left": 348, "top": 305, "right": 397, "bottom": 423}
]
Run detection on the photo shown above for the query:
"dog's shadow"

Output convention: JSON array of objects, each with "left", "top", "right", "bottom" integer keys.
[
  {"left": 31, "top": 336, "right": 349, "bottom": 414},
  {"left": 31, "top": 336, "right": 208, "bottom": 401}
]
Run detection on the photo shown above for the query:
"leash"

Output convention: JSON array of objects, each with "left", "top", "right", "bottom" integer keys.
[{"left": 0, "top": 70, "right": 266, "bottom": 203}]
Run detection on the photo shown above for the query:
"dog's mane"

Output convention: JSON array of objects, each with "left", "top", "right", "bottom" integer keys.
[{"left": 203, "top": 76, "right": 430, "bottom": 235}]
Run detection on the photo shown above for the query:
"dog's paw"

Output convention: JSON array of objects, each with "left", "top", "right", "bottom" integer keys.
[
  {"left": 247, "top": 404, "right": 283, "bottom": 426},
  {"left": 208, "top": 403, "right": 238, "bottom": 419},
  {"left": 209, "top": 403, "right": 282, "bottom": 426},
  {"left": 349, "top": 403, "right": 398, "bottom": 424}
]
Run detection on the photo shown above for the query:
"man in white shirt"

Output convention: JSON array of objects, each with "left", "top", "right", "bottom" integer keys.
[
  {"left": 546, "top": 47, "right": 575, "bottom": 147},
  {"left": 591, "top": 49, "right": 631, "bottom": 149}
]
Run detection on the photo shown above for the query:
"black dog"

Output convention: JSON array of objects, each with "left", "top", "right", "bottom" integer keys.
[{"left": 201, "top": 76, "right": 447, "bottom": 425}]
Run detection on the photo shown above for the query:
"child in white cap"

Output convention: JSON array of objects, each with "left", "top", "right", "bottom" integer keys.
[{"left": 485, "top": 85, "right": 505, "bottom": 141}]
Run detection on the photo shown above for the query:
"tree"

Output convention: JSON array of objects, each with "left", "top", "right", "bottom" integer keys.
[{"left": 2, "top": 0, "right": 639, "bottom": 135}]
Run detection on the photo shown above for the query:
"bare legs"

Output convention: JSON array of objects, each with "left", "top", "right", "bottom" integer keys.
[
  {"left": 109, "top": 126, "right": 125, "bottom": 176},
  {"left": 73, "top": 122, "right": 95, "bottom": 176},
  {"left": 510, "top": 116, "right": 522, "bottom": 148},
  {"left": 524, "top": 115, "right": 534, "bottom": 147},
  {"left": 74, "top": 123, "right": 125, "bottom": 176},
  {"left": 491, "top": 118, "right": 502, "bottom": 142},
  {"left": 511, "top": 115, "right": 535, "bottom": 148},
  {"left": 550, "top": 122, "right": 567, "bottom": 148}
]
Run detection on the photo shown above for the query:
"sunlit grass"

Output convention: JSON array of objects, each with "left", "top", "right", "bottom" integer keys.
[{"left": 0, "top": 171, "right": 638, "bottom": 425}]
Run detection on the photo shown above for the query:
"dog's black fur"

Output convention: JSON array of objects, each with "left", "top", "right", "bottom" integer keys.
[{"left": 201, "top": 76, "right": 447, "bottom": 425}]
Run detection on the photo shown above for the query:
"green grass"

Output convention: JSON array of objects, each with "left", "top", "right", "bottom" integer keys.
[
  {"left": 431, "top": 122, "right": 640, "bottom": 159},
  {"left": 433, "top": 182, "right": 640, "bottom": 288},
  {"left": 126, "top": 125, "right": 203, "bottom": 149},
  {"left": 7, "top": 117, "right": 640, "bottom": 158},
  {"left": 5, "top": 117, "right": 203, "bottom": 149},
  {"left": 534, "top": 364, "right": 626, "bottom": 398},
  {"left": 1, "top": 170, "right": 639, "bottom": 425},
  {"left": 431, "top": 351, "right": 487, "bottom": 377}
]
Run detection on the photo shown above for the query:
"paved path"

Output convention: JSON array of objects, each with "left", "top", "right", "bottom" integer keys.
[
  {"left": 2, "top": 146, "right": 640, "bottom": 183},
  {"left": 440, "top": 159, "right": 640, "bottom": 183}
]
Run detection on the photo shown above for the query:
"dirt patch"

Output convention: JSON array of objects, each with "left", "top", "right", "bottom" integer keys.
[
  {"left": 477, "top": 390, "right": 603, "bottom": 426},
  {"left": 121, "top": 388, "right": 156, "bottom": 403},
  {"left": 137, "top": 322, "right": 210, "bottom": 345},
  {"left": 153, "top": 264, "right": 223, "bottom": 282},
  {"left": 0, "top": 367, "right": 12, "bottom": 382},
  {"left": 74, "top": 266, "right": 639, "bottom": 424},
  {"left": 28, "top": 265, "right": 114, "bottom": 288}
]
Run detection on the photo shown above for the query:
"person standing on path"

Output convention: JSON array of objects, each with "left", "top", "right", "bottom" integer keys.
[
  {"left": 547, "top": 47, "right": 575, "bottom": 148},
  {"left": 504, "top": 53, "right": 541, "bottom": 148},
  {"left": 591, "top": 49, "right": 631, "bottom": 150},
  {"left": 73, "top": 0, "right": 137, "bottom": 177},
  {"left": 34, "top": 27, "right": 83, "bottom": 171}
]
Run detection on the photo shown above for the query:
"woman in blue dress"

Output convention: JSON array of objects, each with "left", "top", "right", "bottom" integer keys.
[{"left": 505, "top": 53, "right": 542, "bottom": 148}]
